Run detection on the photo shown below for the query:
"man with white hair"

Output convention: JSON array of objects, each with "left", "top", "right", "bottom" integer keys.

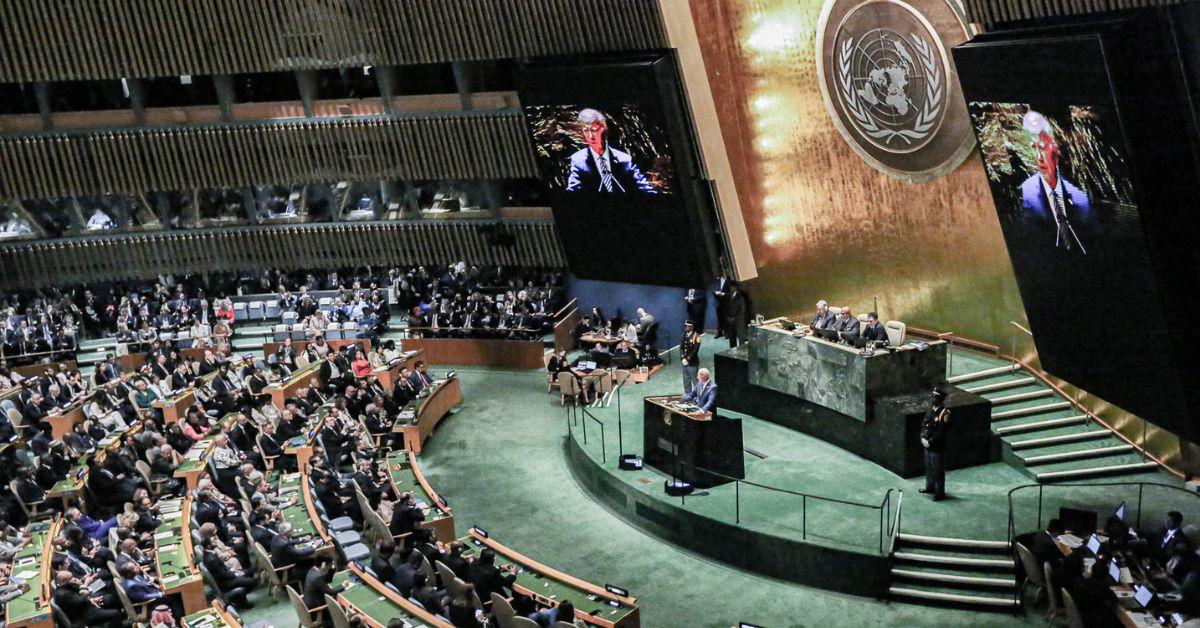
[
  {"left": 565, "top": 108, "right": 657, "bottom": 194},
  {"left": 810, "top": 300, "right": 836, "bottom": 330},
  {"left": 681, "top": 367, "right": 717, "bottom": 414},
  {"left": 1019, "top": 110, "right": 1091, "bottom": 253}
]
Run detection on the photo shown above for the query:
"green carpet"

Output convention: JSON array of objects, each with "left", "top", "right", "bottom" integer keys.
[{"left": 235, "top": 341, "right": 1185, "bottom": 627}]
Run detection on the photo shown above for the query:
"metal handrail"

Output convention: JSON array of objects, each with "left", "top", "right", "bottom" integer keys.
[
  {"left": 669, "top": 458, "right": 899, "bottom": 555},
  {"left": 576, "top": 405, "right": 606, "bottom": 464},
  {"left": 887, "top": 488, "right": 905, "bottom": 555}
]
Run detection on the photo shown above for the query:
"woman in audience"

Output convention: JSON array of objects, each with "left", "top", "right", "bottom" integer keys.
[
  {"left": 448, "top": 583, "right": 483, "bottom": 628},
  {"left": 351, "top": 349, "right": 372, "bottom": 378},
  {"left": 211, "top": 318, "right": 232, "bottom": 351},
  {"left": 190, "top": 319, "right": 210, "bottom": 348}
]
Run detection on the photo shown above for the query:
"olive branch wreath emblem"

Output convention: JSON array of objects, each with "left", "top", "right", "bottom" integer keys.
[{"left": 837, "top": 33, "right": 943, "bottom": 145}]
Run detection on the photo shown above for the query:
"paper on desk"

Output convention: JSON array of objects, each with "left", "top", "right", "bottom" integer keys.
[
  {"left": 154, "top": 531, "right": 174, "bottom": 540},
  {"left": 162, "top": 512, "right": 182, "bottom": 520},
  {"left": 1056, "top": 534, "right": 1084, "bottom": 548},
  {"left": 161, "top": 574, "right": 180, "bottom": 584},
  {"left": 14, "top": 570, "right": 36, "bottom": 580}
]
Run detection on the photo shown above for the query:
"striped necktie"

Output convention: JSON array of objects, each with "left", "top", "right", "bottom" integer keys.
[{"left": 598, "top": 156, "right": 614, "bottom": 192}]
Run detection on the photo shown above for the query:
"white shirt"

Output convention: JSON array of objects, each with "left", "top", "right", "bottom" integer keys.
[{"left": 590, "top": 147, "right": 612, "bottom": 173}]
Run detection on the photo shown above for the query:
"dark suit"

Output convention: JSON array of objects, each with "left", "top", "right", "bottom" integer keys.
[
  {"left": 810, "top": 310, "right": 836, "bottom": 330},
  {"left": 302, "top": 566, "right": 344, "bottom": 610},
  {"left": 832, "top": 315, "right": 860, "bottom": 336},
  {"left": 201, "top": 549, "right": 257, "bottom": 599},
  {"left": 684, "top": 289, "right": 706, "bottom": 327},
  {"left": 681, "top": 381, "right": 717, "bottom": 414},
  {"left": 370, "top": 554, "right": 399, "bottom": 589},
  {"left": 1020, "top": 174, "right": 1092, "bottom": 253},
  {"left": 52, "top": 582, "right": 124, "bottom": 627},
  {"left": 564, "top": 146, "right": 656, "bottom": 194},
  {"left": 270, "top": 534, "right": 314, "bottom": 579},
  {"left": 389, "top": 503, "right": 425, "bottom": 540},
  {"left": 862, "top": 321, "right": 888, "bottom": 343},
  {"left": 469, "top": 561, "right": 515, "bottom": 602}
]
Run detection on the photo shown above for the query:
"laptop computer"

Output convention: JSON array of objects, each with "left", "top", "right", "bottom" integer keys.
[{"left": 812, "top": 327, "right": 839, "bottom": 341}]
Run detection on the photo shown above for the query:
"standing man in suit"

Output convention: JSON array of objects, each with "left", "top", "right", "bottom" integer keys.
[
  {"left": 679, "top": 321, "right": 701, "bottom": 395},
  {"left": 684, "top": 289, "right": 706, "bottom": 332},
  {"left": 919, "top": 388, "right": 950, "bottom": 501},
  {"left": 724, "top": 283, "right": 747, "bottom": 348},
  {"left": 1019, "top": 110, "right": 1091, "bottom": 254},
  {"left": 564, "top": 108, "right": 657, "bottom": 194},
  {"left": 681, "top": 368, "right": 717, "bottom": 415},
  {"left": 713, "top": 275, "right": 732, "bottom": 338}
]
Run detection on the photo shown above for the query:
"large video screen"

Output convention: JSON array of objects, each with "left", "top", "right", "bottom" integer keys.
[
  {"left": 519, "top": 54, "right": 718, "bottom": 287},
  {"left": 968, "top": 100, "right": 1159, "bottom": 377},
  {"left": 526, "top": 104, "right": 675, "bottom": 195},
  {"left": 955, "top": 29, "right": 1200, "bottom": 435}
]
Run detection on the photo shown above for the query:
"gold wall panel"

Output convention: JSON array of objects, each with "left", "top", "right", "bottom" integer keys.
[
  {"left": 688, "top": 0, "right": 1027, "bottom": 347},
  {"left": 686, "top": 0, "right": 1199, "bottom": 472}
]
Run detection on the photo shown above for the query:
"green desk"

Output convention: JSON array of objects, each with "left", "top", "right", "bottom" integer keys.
[
  {"left": 392, "top": 377, "right": 462, "bottom": 453},
  {"left": 284, "top": 404, "right": 330, "bottom": 472},
  {"left": 5, "top": 519, "right": 57, "bottom": 628},
  {"left": 461, "top": 529, "right": 640, "bottom": 628},
  {"left": 332, "top": 565, "right": 449, "bottom": 627},
  {"left": 175, "top": 413, "right": 238, "bottom": 490},
  {"left": 153, "top": 497, "right": 207, "bottom": 615},
  {"left": 181, "top": 603, "right": 242, "bottom": 627},
  {"left": 47, "top": 423, "right": 142, "bottom": 508},
  {"left": 278, "top": 472, "right": 332, "bottom": 555},
  {"left": 386, "top": 451, "right": 455, "bottom": 543}
]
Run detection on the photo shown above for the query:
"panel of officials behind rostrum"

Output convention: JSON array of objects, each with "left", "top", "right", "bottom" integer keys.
[{"left": 802, "top": 300, "right": 891, "bottom": 347}]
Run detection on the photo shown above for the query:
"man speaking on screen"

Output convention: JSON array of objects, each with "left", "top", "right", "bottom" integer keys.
[
  {"left": 1019, "top": 110, "right": 1091, "bottom": 254},
  {"left": 565, "top": 108, "right": 657, "bottom": 194}
]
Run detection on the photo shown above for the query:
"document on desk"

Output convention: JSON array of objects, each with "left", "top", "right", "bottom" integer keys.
[{"left": 1056, "top": 533, "right": 1084, "bottom": 549}]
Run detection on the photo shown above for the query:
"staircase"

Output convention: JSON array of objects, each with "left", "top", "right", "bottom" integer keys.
[
  {"left": 889, "top": 533, "right": 1019, "bottom": 610},
  {"left": 950, "top": 357, "right": 1160, "bottom": 483}
]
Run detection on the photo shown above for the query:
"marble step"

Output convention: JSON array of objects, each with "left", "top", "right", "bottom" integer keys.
[
  {"left": 888, "top": 586, "right": 1020, "bottom": 608},
  {"left": 947, "top": 364, "right": 1019, "bottom": 385},
  {"left": 964, "top": 377, "right": 1036, "bottom": 394},
  {"left": 992, "top": 401, "right": 1072, "bottom": 420},
  {"left": 891, "top": 568, "right": 1015, "bottom": 588},
  {"left": 1036, "top": 461, "right": 1160, "bottom": 482},
  {"left": 897, "top": 533, "right": 1009, "bottom": 551},
  {"left": 1021, "top": 444, "right": 1135, "bottom": 466},
  {"left": 1009, "top": 429, "right": 1112, "bottom": 450},
  {"left": 994, "top": 415, "right": 1089, "bottom": 436},
  {"left": 893, "top": 551, "right": 1011, "bottom": 569},
  {"left": 988, "top": 389, "right": 1055, "bottom": 405}
]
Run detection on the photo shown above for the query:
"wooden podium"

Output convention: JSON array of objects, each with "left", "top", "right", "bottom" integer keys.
[{"left": 642, "top": 396, "right": 744, "bottom": 488}]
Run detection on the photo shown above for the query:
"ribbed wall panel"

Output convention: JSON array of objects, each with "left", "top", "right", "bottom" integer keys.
[
  {"left": 0, "top": 220, "right": 565, "bottom": 289},
  {"left": 0, "top": 0, "right": 665, "bottom": 82},
  {"left": 0, "top": 112, "right": 536, "bottom": 198},
  {"left": 965, "top": 0, "right": 1182, "bottom": 28}
]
